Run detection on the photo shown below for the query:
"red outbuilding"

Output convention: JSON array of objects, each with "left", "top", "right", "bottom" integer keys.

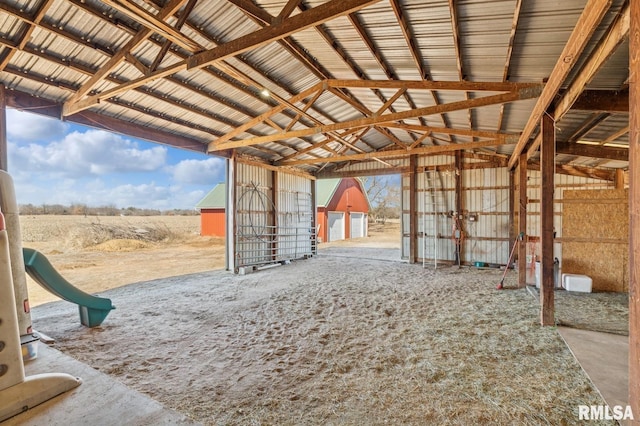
[
  {"left": 196, "top": 178, "right": 369, "bottom": 242},
  {"left": 316, "top": 177, "right": 370, "bottom": 243}
]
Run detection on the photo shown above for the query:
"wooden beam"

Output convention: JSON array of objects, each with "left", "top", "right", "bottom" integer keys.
[
  {"left": 528, "top": 160, "right": 616, "bottom": 181},
  {"left": 615, "top": 168, "right": 626, "bottom": 189},
  {"left": 100, "top": 0, "right": 202, "bottom": 52},
  {"left": 0, "top": 0, "right": 55, "bottom": 73},
  {"left": 540, "top": 112, "right": 555, "bottom": 326},
  {"left": 409, "top": 154, "right": 417, "bottom": 264},
  {"left": 187, "top": 0, "right": 382, "bottom": 69},
  {"left": 63, "top": 0, "right": 187, "bottom": 114},
  {"left": 508, "top": 0, "right": 613, "bottom": 169},
  {"left": 554, "top": 2, "right": 629, "bottom": 120},
  {"left": 518, "top": 152, "right": 527, "bottom": 287},
  {"left": 210, "top": 88, "right": 542, "bottom": 151},
  {"left": 629, "top": 0, "right": 640, "bottom": 420},
  {"left": 281, "top": 139, "right": 510, "bottom": 166},
  {"left": 384, "top": 123, "right": 520, "bottom": 143},
  {"left": 326, "top": 79, "right": 542, "bottom": 92},
  {"left": 555, "top": 141, "right": 628, "bottom": 161},
  {"left": 454, "top": 151, "right": 463, "bottom": 265},
  {"left": 497, "top": 0, "right": 523, "bottom": 132},
  {"left": 7, "top": 89, "right": 210, "bottom": 154},
  {"left": 150, "top": 0, "right": 198, "bottom": 71},
  {"left": 572, "top": 89, "right": 629, "bottom": 112}
]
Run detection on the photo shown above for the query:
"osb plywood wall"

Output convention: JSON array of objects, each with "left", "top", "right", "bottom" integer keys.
[{"left": 562, "top": 189, "right": 628, "bottom": 292}]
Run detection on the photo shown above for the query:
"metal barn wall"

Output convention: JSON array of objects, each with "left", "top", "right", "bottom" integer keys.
[
  {"left": 233, "top": 160, "right": 316, "bottom": 271},
  {"left": 417, "top": 155, "right": 457, "bottom": 265},
  {"left": 235, "top": 162, "right": 274, "bottom": 269},
  {"left": 463, "top": 167, "right": 511, "bottom": 266},
  {"left": 277, "top": 172, "right": 316, "bottom": 261}
]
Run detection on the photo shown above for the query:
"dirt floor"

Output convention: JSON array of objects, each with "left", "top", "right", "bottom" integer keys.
[{"left": 22, "top": 216, "right": 620, "bottom": 425}]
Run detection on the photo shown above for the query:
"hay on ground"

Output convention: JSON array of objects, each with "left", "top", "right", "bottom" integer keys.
[{"left": 32, "top": 248, "right": 613, "bottom": 425}]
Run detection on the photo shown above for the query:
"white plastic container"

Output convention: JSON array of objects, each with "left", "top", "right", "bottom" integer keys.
[
  {"left": 535, "top": 261, "right": 561, "bottom": 289},
  {"left": 562, "top": 274, "right": 592, "bottom": 293}
]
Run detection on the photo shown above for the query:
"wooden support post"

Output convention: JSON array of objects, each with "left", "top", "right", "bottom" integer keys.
[
  {"left": 311, "top": 178, "right": 317, "bottom": 255},
  {"left": 629, "top": 0, "right": 640, "bottom": 421},
  {"left": 0, "top": 85, "right": 6, "bottom": 172},
  {"left": 409, "top": 154, "right": 417, "bottom": 264},
  {"left": 271, "top": 170, "right": 279, "bottom": 262},
  {"left": 615, "top": 168, "right": 625, "bottom": 189},
  {"left": 454, "top": 151, "right": 463, "bottom": 264},
  {"left": 540, "top": 112, "right": 555, "bottom": 326},
  {"left": 518, "top": 152, "right": 528, "bottom": 287}
]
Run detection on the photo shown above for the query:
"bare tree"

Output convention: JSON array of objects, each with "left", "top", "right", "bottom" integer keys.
[{"left": 362, "top": 175, "right": 401, "bottom": 223}]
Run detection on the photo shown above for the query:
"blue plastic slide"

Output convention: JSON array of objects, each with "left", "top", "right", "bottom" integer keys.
[{"left": 22, "top": 247, "right": 115, "bottom": 327}]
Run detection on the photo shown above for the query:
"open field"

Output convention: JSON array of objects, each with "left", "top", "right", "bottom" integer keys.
[
  {"left": 19, "top": 215, "right": 225, "bottom": 306},
  {"left": 22, "top": 215, "right": 618, "bottom": 425}
]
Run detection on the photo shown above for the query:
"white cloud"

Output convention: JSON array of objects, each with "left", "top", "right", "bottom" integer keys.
[
  {"left": 9, "top": 129, "right": 167, "bottom": 178},
  {"left": 14, "top": 178, "right": 204, "bottom": 210},
  {"left": 172, "top": 157, "right": 225, "bottom": 185},
  {"left": 6, "top": 109, "right": 68, "bottom": 142}
]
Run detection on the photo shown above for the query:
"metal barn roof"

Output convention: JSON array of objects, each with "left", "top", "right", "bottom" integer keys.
[
  {"left": 0, "top": 0, "right": 631, "bottom": 181},
  {"left": 195, "top": 182, "right": 226, "bottom": 209}
]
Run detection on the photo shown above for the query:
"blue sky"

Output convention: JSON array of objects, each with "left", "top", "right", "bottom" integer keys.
[{"left": 6, "top": 109, "right": 226, "bottom": 210}]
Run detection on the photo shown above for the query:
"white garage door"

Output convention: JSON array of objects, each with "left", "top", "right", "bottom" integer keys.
[
  {"left": 328, "top": 212, "right": 345, "bottom": 242},
  {"left": 350, "top": 212, "right": 367, "bottom": 239}
]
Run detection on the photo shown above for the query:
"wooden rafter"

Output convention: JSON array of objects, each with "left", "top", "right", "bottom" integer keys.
[
  {"left": 571, "top": 89, "right": 629, "bottom": 112},
  {"left": 448, "top": 0, "right": 473, "bottom": 134},
  {"left": 326, "top": 79, "right": 539, "bottom": 91},
  {"left": 63, "top": 0, "right": 188, "bottom": 114},
  {"left": 63, "top": 0, "right": 380, "bottom": 117},
  {"left": 100, "top": 0, "right": 202, "bottom": 52},
  {"left": 556, "top": 142, "right": 628, "bottom": 161},
  {"left": 210, "top": 87, "right": 542, "bottom": 151},
  {"left": 150, "top": 0, "right": 199, "bottom": 72},
  {"left": 389, "top": 0, "right": 453, "bottom": 142},
  {"left": 526, "top": 2, "right": 629, "bottom": 157},
  {"left": 383, "top": 123, "right": 520, "bottom": 143},
  {"left": 281, "top": 139, "right": 511, "bottom": 166},
  {"left": 347, "top": 11, "right": 424, "bottom": 140},
  {"left": 276, "top": 0, "right": 302, "bottom": 22},
  {"left": 497, "top": 0, "right": 522, "bottom": 131},
  {"left": 508, "top": 0, "right": 613, "bottom": 169},
  {"left": 0, "top": 0, "right": 56, "bottom": 72},
  {"left": 554, "top": 2, "right": 629, "bottom": 121},
  {"left": 187, "top": 0, "right": 381, "bottom": 70}
]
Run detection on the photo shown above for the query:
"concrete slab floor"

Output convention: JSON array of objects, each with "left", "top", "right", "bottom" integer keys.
[
  {"left": 558, "top": 327, "right": 628, "bottom": 409},
  {"left": 1, "top": 342, "right": 201, "bottom": 425}
]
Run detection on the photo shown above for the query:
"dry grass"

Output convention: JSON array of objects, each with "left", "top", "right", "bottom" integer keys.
[
  {"left": 527, "top": 287, "right": 629, "bottom": 335},
  {"left": 33, "top": 251, "right": 612, "bottom": 425},
  {"left": 20, "top": 215, "right": 200, "bottom": 247}
]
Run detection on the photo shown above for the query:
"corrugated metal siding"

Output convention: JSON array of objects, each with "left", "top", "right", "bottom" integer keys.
[
  {"left": 233, "top": 162, "right": 315, "bottom": 270},
  {"left": 463, "top": 167, "right": 510, "bottom": 265},
  {"left": 417, "top": 155, "right": 456, "bottom": 264},
  {"left": 235, "top": 162, "right": 274, "bottom": 268},
  {"left": 277, "top": 172, "right": 315, "bottom": 261}
]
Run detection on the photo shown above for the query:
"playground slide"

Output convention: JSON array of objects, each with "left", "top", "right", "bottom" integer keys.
[{"left": 22, "top": 247, "right": 115, "bottom": 327}]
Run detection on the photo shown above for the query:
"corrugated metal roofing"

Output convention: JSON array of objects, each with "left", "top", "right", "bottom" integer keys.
[
  {"left": 0, "top": 0, "right": 631, "bottom": 179},
  {"left": 196, "top": 183, "right": 226, "bottom": 209}
]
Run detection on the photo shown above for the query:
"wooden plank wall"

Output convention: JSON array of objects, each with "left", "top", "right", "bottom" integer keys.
[{"left": 562, "top": 189, "right": 629, "bottom": 292}]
